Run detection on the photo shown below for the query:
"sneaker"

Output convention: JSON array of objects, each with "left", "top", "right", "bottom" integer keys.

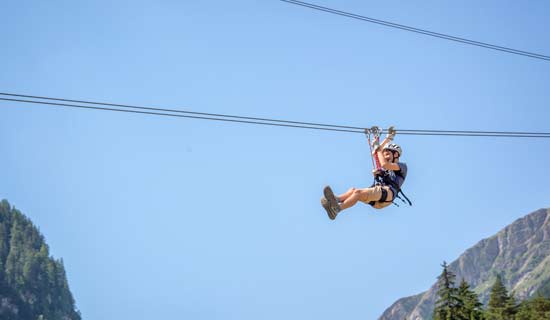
[
  {"left": 323, "top": 186, "right": 342, "bottom": 214},
  {"left": 321, "top": 197, "right": 337, "bottom": 220}
]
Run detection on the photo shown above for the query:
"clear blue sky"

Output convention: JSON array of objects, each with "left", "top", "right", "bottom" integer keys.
[{"left": 1, "top": 1, "right": 549, "bottom": 319}]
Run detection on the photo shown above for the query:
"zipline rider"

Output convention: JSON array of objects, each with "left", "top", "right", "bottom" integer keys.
[{"left": 321, "top": 127, "right": 410, "bottom": 220}]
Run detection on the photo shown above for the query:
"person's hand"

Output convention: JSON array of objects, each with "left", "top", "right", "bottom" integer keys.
[{"left": 387, "top": 126, "right": 396, "bottom": 140}]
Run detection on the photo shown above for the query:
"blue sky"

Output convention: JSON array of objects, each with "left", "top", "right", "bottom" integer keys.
[{"left": 1, "top": 1, "right": 549, "bottom": 319}]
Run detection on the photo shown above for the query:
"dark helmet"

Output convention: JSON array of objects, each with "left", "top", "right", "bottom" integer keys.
[{"left": 384, "top": 143, "right": 402, "bottom": 157}]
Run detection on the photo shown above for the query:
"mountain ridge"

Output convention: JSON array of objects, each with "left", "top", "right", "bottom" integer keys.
[{"left": 379, "top": 208, "right": 550, "bottom": 320}]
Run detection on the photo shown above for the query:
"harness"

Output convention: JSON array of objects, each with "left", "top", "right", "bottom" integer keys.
[
  {"left": 365, "top": 127, "right": 412, "bottom": 207},
  {"left": 376, "top": 171, "right": 413, "bottom": 207}
]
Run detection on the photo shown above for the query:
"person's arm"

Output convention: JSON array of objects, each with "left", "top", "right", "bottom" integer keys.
[
  {"left": 370, "top": 126, "right": 399, "bottom": 176},
  {"left": 378, "top": 136, "right": 393, "bottom": 150},
  {"left": 371, "top": 126, "right": 396, "bottom": 153},
  {"left": 376, "top": 127, "right": 400, "bottom": 171}
]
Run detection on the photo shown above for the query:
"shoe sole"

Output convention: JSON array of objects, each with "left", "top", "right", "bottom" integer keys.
[
  {"left": 321, "top": 197, "right": 336, "bottom": 220},
  {"left": 323, "top": 186, "right": 340, "bottom": 212}
]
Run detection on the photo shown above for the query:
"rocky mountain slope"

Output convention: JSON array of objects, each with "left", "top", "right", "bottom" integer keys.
[{"left": 379, "top": 208, "right": 550, "bottom": 320}]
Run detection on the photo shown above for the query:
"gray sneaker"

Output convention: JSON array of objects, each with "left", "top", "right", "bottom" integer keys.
[
  {"left": 321, "top": 197, "right": 337, "bottom": 220},
  {"left": 323, "top": 186, "right": 341, "bottom": 215}
]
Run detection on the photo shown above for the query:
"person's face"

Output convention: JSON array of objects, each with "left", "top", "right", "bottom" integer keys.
[{"left": 383, "top": 149, "right": 394, "bottom": 162}]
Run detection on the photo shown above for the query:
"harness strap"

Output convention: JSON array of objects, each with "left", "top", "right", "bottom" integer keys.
[
  {"left": 397, "top": 190, "right": 413, "bottom": 206},
  {"left": 372, "top": 174, "right": 413, "bottom": 206},
  {"left": 379, "top": 188, "right": 388, "bottom": 202},
  {"left": 368, "top": 187, "right": 388, "bottom": 207}
]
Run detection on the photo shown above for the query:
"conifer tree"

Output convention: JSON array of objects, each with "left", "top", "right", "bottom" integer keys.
[
  {"left": 433, "top": 261, "right": 464, "bottom": 320},
  {"left": 532, "top": 294, "right": 550, "bottom": 319},
  {"left": 516, "top": 294, "right": 550, "bottom": 320},
  {"left": 503, "top": 292, "right": 518, "bottom": 319},
  {"left": 457, "top": 279, "right": 483, "bottom": 320},
  {"left": 487, "top": 274, "right": 510, "bottom": 320},
  {"left": 0, "top": 200, "right": 81, "bottom": 319}
]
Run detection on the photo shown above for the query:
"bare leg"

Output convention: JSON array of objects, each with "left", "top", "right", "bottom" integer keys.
[
  {"left": 338, "top": 188, "right": 357, "bottom": 202},
  {"left": 340, "top": 186, "right": 388, "bottom": 210},
  {"left": 340, "top": 191, "right": 362, "bottom": 210}
]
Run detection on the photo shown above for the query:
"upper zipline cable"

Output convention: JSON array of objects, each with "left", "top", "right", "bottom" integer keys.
[
  {"left": 0, "top": 92, "right": 361, "bottom": 131},
  {"left": 0, "top": 97, "right": 363, "bottom": 134},
  {"left": 279, "top": 0, "right": 550, "bottom": 62},
  {"left": 1, "top": 93, "right": 549, "bottom": 139}
]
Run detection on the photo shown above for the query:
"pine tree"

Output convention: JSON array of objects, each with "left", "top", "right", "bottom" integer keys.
[
  {"left": 503, "top": 292, "right": 518, "bottom": 320},
  {"left": 433, "top": 261, "right": 464, "bottom": 320},
  {"left": 487, "top": 274, "right": 510, "bottom": 320},
  {"left": 0, "top": 200, "right": 81, "bottom": 320},
  {"left": 5, "top": 219, "right": 24, "bottom": 289},
  {"left": 457, "top": 279, "right": 483, "bottom": 320},
  {"left": 515, "top": 300, "right": 532, "bottom": 320},
  {"left": 516, "top": 294, "right": 550, "bottom": 320},
  {"left": 531, "top": 294, "right": 550, "bottom": 319}
]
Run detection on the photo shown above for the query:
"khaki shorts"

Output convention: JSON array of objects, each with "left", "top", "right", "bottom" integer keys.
[{"left": 359, "top": 185, "right": 394, "bottom": 209}]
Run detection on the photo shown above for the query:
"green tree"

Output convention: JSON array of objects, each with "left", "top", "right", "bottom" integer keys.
[
  {"left": 433, "top": 261, "right": 464, "bottom": 320},
  {"left": 457, "top": 279, "right": 484, "bottom": 320},
  {"left": 504, "top": 292, "right": 518, "bottom": 319},
  {"left": 487, "top": 274, "right": 513, "bottom": 320},
  {"left": 0, "top": 200, "right": 81, "bottom": 320},
  {"left": 516, "top": 294, "right": 550, "bottom": 320}
]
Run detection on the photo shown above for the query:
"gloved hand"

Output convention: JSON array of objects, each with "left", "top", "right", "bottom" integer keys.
[{"left": 387, "top": 126, "right": 396, "bottom": 140}]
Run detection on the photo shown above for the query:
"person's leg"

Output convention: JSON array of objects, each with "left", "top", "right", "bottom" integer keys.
[
  {"left": 340, "top": 186, "right": 386, "bottom": 210},
  {"left": 338, "top": 188, "right": 357, "bottom": 203},
  {"left": 372, "top": 187, "right": 394, "bottom": 209}
]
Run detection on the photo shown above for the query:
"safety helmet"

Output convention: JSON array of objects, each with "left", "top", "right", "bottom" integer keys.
[{"left": 384, "top": 143, "right": 402, "bottom": 157}]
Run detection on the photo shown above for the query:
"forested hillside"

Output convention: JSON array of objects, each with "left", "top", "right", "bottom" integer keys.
[{"left": 0, "top": 200, "right": 81, "bottom": 320}]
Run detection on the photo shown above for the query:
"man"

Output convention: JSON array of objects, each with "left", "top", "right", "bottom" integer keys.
[{"left": 321, "top": 132, "right": 408, "bottom": 220}]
